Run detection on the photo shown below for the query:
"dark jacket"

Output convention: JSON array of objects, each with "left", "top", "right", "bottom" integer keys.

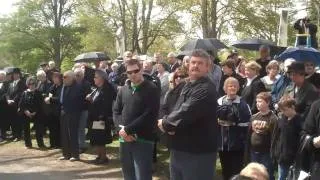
[
  {"left": 170, "top": 62, "right": 180, "bottom": 73},
  {"left": 48, "top": 84, "right": 62, "bottom": 117},
  {"left": 50, "top": 82, "right": 84, "bottom": 114},
  {"left": 18, "top": 90, "right": 42, "bottom": 114},
  {"left": 217, "top": 95, "right": 251, "bottom": 151},
  {"left": 306, "top": 72, "right": 320, "bottom": 90},
  {"left": 294, "top": 19, "right": 318, "bottom": 48},
  {"left": 256, "top": 58, "right": 271, "bottom": 78},
  {"left": 271, "top": 114, "right": 302, "bottom": 166},
  {"left": 160, "top": 82, "right": 186, "bottom": 118},
  {"left": 79, "top": 79, "right": 92, "bottom": 111},
  {"left": 302, "top": 99, "right": 320, "bottom": 178},
  {"left": 291, "top": 81, "right": 319, "bottom": 120},
  {"left": 37, "top": 80, "right": 52, "bottom": 115},
  {"left": 241, "top": 77, "right": 266, "bottom": 114},
  {"left": 89, "top": 82, "right": 116, "bottom": 124},
  {"left": 113, "top": 80, "right": 160, "bottom": 141},
  {"left": 271, "top": 73, "right": 292, "bottom": 105},
  {"left": 7, "top": 78, "right": 27, "bottom": 107},
  {"left": 162, "top": 76, "right": 218, "bottom": 153}
]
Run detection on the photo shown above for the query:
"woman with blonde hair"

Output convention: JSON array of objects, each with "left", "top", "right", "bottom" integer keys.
[
  {"left": 261, "top": 60, "right": 280, "bottom": 92},
  {"left": 241, "top": 61, "right": 266, "bottom": 114}
]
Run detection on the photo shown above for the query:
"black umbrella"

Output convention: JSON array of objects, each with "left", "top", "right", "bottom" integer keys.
[
  {"left": 205, "top": 38, "right": 228, "bottom": 49},
  {"left": 180, "top": 39, "right": 219, "bottom": 51},
  {"left": 176, "top": 51, "right": 192, "bottom": 60},
  {"left": 74, "top": 52, "right": 110, "bottom": 62},
  {"left": 232, "top": 38, "right": 278, "bottom": 51}
]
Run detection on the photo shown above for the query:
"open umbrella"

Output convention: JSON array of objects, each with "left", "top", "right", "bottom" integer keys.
[
  {"left": 232, "top": 38, "right": 278, "bottom": 51},
  {"left": 176, "top": 51, "right": 192, "bottom": 60},
  {"left": 276, "top": 46, "right": 320, "bottom": 65},
  {"left": 180, "top": 39, "right": 220, "bottom": 51},
  {"left": 74, "top": 52, "right": 110, "bottom": 62},
  {"left": 206, "top": 38, "right": 228, "bottom": 49}
]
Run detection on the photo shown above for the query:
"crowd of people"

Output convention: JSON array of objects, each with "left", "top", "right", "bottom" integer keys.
[{"left": 1, "top": 47, "right": 320, "bottom": 180}]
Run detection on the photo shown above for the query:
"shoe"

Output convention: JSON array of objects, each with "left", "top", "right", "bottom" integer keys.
[
  {"left": 13, "top": 138, "right": 21, "bottom": 142},
  {"left": 95, "top": 157, "right": 109, "bottom": 165},
  {"left": 25, "top": 145, "right": 32, "bottom": 149},
  {"left": 38, "top": 144, "right": 47, "bottom": 149},
  {"left": 58, "top": 156, "right": 69, "bottom": 160},
  {"left": 69, "top": 157, "right": 79, "bottom": 162}
]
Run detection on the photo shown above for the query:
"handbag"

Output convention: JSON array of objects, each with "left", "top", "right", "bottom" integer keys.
[{"left": 287, "top": 135, "right": 312, "bottom": 180}]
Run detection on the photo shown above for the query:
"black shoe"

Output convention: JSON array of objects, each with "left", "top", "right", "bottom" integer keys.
[{"left": 95, "top": 157, "right": 109, "bottom": 165}]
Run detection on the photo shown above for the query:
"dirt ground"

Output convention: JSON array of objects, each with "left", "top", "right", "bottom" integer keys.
[{"left": 0, "top": 140, "right": 170, "bottom": 180}]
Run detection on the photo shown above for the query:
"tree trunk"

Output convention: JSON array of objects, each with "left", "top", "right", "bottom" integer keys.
[
  {"left": 201, "top": 0, "right": 209, "bottom": 38},
  {"left": 141, "top": 0, "right": 153, "bottom": 54},
  {"left": 209, "top": 0, "right": 218, "bottom": 38},
  {"left": 53, "top": 0, "right": 61, "bottom": 67}
]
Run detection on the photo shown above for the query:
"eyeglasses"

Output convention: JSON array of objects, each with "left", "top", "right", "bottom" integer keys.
[{"left": 126, "top": 69, "right": 140, "bottom": 75}]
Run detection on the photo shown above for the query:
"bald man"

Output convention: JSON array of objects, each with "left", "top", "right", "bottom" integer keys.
[{"left": 55, "top": 71, "right": 84, "bottom": 161}]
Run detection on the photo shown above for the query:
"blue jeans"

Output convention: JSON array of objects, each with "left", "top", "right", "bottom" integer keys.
[
  {"left": 251, "top": 151, "right": 275, "bottom": 180},
  {"left": 278, "top": 164, "right": 290, "bottom": 180},
  {"left": 78, "top": 110, "right": 88, "bottom": 149},
  {"left": 170, "top": 150, "right": 217, "bottom": 180},
  {"left": 120, "top": 141, "right": 154, "bottom": 180}
]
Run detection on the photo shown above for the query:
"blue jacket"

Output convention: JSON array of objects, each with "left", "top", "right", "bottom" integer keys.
[
  {"left": 271, "top": 73, "right": 292, "bottom": 104},
  {"left": 217, "top": 95, "right": 251, "bottom": 151}
]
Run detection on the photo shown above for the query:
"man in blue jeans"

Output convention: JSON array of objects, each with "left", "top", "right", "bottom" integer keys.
[
  {"left": 113, "top": 59, "right": 160, "bottom": 180},
  {"left": 158, "top": 49, "right": 219, "bottom": 180}
]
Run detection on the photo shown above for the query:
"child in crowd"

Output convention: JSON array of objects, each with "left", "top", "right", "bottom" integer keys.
[
  {"left": 271, "top": 95, "right": 302, "bottom": 180},
  {"left": 249, "top": 92, "right": 278, "bottom": 180}
]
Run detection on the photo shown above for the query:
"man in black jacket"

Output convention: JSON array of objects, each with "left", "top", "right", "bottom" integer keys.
[
  {"left": 7, "top": 68, "right": 26, "bottom": 141},
  {"left": 47, "top": 71, "right": 84, "bottom": 161},
  {"left": 113, "top": 59, "right": 160, "bottom": 180},
  {"left": 158, "top": 49, "right": 218, "bottom": 180}
]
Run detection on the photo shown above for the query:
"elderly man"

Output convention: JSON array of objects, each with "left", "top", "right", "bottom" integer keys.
[
  {"left": 46, "top": 71, "right": 84, "bottom": 161},
  {"left": 167, "top": 52, "right": 179, "bottom": 73},
  {"left": 113, "top": 59, "right": 160, "bottom": 180},
  {"left": 74, "top": 68, "right": 91, "bottom": 152},
  {"left": 304, "top": 60, "right": 320, "bottom": 90},
  {"left": 158, "top": 49, "right": 218, "bottom": 180}
]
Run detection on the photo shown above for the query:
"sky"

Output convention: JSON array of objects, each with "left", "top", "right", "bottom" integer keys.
[{"left": 0, "top": 0, "right": 18, "bottom": 16}]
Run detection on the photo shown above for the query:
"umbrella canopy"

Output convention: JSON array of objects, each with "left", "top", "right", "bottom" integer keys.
[
  {"left": 176, "top": 50, "right": 192, "bottom": 60},
  {"left": 74, "top": 52, "right": 110, "bottom": 62},
  {"left": 206, "top": 38, "right": 228, "bottom": 49},
  {"left": 232, "top": 38, "right": 278, "bottom": 51},
  {"left": 276, "top": 46, "right": 320, "bottom": 65},
  {"left": 180, "top": 39, "right": 226, "bottom": 51}
]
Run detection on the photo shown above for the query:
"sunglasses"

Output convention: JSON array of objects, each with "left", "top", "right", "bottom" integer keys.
[{"left": 126, "top": 69, "right": 140, "bottom": 75}]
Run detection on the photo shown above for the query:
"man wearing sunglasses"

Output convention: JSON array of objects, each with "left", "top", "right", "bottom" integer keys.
[{"left": 113, "top": 59, "right": 160, "bottom": 180}]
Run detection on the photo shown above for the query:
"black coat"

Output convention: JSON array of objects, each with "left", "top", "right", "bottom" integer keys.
[
  {"left": 18, "top": 90, "right": 42, "bottom": 115},
  {"left": 88, "top": 82, "right": 116, "bottom": 145},
  {"left": 160, "top": 82, "right": 185, "bottom": 118},
  {"left": 113, "top": 80, "right": 160, "bottom": 141},
  {"left": 271, "top": 114, "right": 302, "bottom": 166},
  {"left": 241, "top": 77, "right": 266, "bottom": 114},
  {"left": 37, "top": 80, "right": 52, "bottom": 115},
  {"left": 162, "top": 77, "right": 218, "bottom": 154},
  {"left": 49, "top": 84, "right": 62, "bottom": 117},
  {"left": 302, "top": 99, "right": 320, "bottom": 179},
  {"left": 7, "top": 79, "right": 27, "bottom": 107},
  {"left": 294, "top": 19, "right": 318, "bottom": 49}
]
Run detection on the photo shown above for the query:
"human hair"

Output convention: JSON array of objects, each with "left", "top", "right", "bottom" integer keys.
[
  {"left": 259, "top": 45, "right": 270, "bottom": 54},
  {"left": 111, "top": 62, "right": 119, "bottom": 69},
  {"left": 266, "top": 60, "right": 279, "bottom": 71},
  {"left": 245, "top": 61, "right": 262, "bottom": 75},
  {"left": 221, "top": 59, "right": 236, "bottom": 70},
  {"left": 49, "top": 61, "right": 55, "bottom": 67},
  {"left": 167, "top": 52, "right": 176, "bottom": 58},
  {"left": 26, "top": 76, "right": 37, "bottom": 86},
  {"left": 0, "top": 70, "right": 6, "bottom": 76},
  {"left": 95, "top": 69, "right": 108, "bottom": 81},
  {"left": 256, "top": 92, "right": 272, "bottom": 104},
  {"left": 125, "top": 59, "right": 142, "bottom": 69},
  {"left": 64, "top": 70, "right": 75, "bottom": 79},
  {"left": 240, "top": 163, "right": 269, "bottom": 180},
  {"left": 36, "top": 70, "right": 47, "bottom": 78},
  {"left": 74, "top": 68, "right": 84, "bottom": 76},
  {"left": 223, "top": 77, "right": 240, "bottom": 90},
  {"left": 278, "top": 95, "right": 296, "bottom": 110},
  {"left": 123, "top": 51, "right": 133, "bottom": 58},
  {"left": 191, "top": 49, "right": 211, "bottom": 62}
]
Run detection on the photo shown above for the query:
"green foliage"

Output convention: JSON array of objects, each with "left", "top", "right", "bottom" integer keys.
[{"left": 60, "top": 57, "right": 75, "bottom": 73}]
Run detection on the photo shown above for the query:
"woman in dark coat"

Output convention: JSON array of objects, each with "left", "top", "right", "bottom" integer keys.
[
  {"left": 241, "top": 61, "right": 266, "bottom": 114},
  {"left": 86, "top": 69, "right": 116, "bottom": 164},
  {"left": 45, "top": 71, "right": 63, "bottom": 148},
  {"left": 160, "top": 67, "right": 187, "bottom": 117},
  {"left": 18, "top": 77, "right": 44, "bottom": 148}
]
